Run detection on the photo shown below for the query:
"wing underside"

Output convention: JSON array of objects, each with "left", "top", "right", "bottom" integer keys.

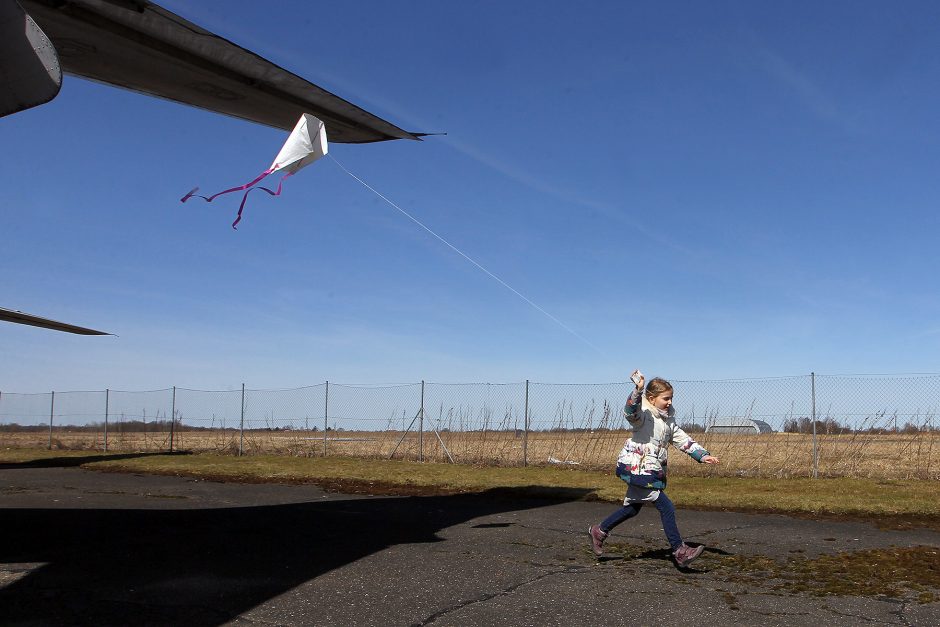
[
  {"left": 15, "top": 0, "right": 419, "bottom": 143},
  {"left": 0, "top": 0, "right": 62, "bottom": 117},
  {"left": 0, "top": 307, "right": 111, "bottom": 335}
]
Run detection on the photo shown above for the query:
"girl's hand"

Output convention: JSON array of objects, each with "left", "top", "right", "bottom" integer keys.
[
  {"left": 702, "top": 455, "right": 720, "bottom": 464},
  {"left": 630, "top": 370, "right": 645, "bottom": 391}
]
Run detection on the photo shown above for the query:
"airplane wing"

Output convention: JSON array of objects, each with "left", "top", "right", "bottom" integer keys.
[
  {"left": 0, "top": 307, "right": 112, "bottom": 335},
  {"left": 0, "top": 0, "right": 62, "bottom": 116},
  {"left": 2, "top": 1, "right": 427, "bottom": 334},
  {"left": 10, "top": 0, "right": 421, "bottom": 143}
]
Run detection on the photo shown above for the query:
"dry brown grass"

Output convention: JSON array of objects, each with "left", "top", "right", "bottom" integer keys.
[
  {"left": 3, "top": 427, "right": 939, "bottom": 480},
  {"left": 4, "top": 449, "right": 939, "bottom": 528}
]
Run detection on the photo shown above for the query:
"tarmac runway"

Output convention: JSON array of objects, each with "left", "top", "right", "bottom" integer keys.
[{"left": 1, "top": 461, "right": 938, "bottom": 626}]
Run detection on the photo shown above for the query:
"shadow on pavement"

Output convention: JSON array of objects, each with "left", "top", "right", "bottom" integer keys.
[
  {"left": 634, "top": 544, "right": 733, "bottom": 572},
  {"left": 0, "top": 486, "right": 591, "bottom": 626},
  {"left": 0, "top": 451, "right": 190, "bottom": 470},
  {"left": 596, "top": 543, "right": 733, "bottom": 571}
]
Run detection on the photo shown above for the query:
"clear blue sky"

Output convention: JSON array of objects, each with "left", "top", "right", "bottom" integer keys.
[{"left": 3, "top": 0, "right": 940, "bottom": 393}]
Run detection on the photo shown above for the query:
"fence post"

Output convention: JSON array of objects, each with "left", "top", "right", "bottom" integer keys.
[
  {"left": 239, "top": 383, "right": 245, "bottom": 456},
  {"left": 811, "top": 372, "right": 818, "bottom": 479},
  {"left": 323, "top": 381, "right": 329, "bottom": 457},
  {"left": 419, "top": 380, "right": 425, "bottom": 462},
  {"left": 48, "top": 391, "right": 54, "bottom": 450},
  {"left": 169, "top": 386, "right": 176, "bottom": 453},
  {"left": 104, "top": 389, "right": 109, "bottom": 453},
  {"left": 523, "top": 379, "right": 529, "bottom": 467}
]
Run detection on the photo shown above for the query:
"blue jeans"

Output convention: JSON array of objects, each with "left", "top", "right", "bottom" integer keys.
[{"left": 599, "top": 491, "right": 682, "bottom": 550}]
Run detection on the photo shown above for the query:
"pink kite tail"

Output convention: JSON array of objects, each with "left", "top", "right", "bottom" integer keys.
[
  {"left": 230, "top": 172, "right": 295, "bottom": 229},
  {"left": 180, "top": 168, "right": 276, "bottom": 204}
]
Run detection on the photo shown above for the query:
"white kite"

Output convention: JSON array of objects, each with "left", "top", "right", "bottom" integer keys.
[{"left": 181, "top": 113, "right": 328, "bottom": 228}]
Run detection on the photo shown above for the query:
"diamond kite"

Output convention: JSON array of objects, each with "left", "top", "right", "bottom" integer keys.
[{"left": 181, "top": 113, "right": 328, "bottom": 228}]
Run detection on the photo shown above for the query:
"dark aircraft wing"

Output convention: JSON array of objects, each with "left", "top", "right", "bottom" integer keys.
[
  {"left": 0, "top": 0, "right": 62, "bottom": 116},
  {"left": 0, "top": 307, "right": 112, "bottom": 335},
  {"left": 12, "top": 0, "right": 421, "bottom": 143}
]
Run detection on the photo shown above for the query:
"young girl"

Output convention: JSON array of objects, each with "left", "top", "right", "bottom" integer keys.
[{"left": 588, "top": 371, "right": 719, "bottom": 567}]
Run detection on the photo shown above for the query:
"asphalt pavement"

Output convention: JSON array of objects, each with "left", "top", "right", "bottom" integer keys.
[{"left": 1, "top": 460, "right": 938, "bottom": 626}]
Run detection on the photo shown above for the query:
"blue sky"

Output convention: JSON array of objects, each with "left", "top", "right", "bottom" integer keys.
[{"left": 3, "top": 0, "right": 940, "bottom": 393}]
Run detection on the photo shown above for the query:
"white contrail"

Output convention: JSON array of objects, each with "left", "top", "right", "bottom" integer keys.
[{"left": 329, "top": 155, "right": 607, "bottom": 357}]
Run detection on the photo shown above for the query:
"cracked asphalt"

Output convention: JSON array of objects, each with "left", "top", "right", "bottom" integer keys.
[{"left": 1, "top": 465, "right": 939, "bottom": 626}]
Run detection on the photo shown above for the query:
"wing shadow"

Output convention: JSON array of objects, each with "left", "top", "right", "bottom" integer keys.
[
  {"left": 0, "top": 451, "right": 187, "bottom": 470},
  {"left": 0, "top": 486, "right": 590, "bottom": 625}
]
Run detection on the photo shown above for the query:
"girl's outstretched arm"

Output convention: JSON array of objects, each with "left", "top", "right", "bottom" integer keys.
[
  {"left": 701, "top": 455, "right": 720, "bottom": 464},
  {"left": 672, "top": 424, "right": 711, "bottom": 462}
]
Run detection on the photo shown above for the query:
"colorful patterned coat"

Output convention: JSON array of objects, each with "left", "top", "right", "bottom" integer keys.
[{"left": 616, "top": 389, "right": 709, "bottom": 503}]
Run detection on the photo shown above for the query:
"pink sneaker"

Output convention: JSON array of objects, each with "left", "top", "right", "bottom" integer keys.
[
  {"left": 673, "top": 543, "right": 704, "bottom": 567},
  {"left": 588, "top": 524, "right": 608, "bottom": 556}
]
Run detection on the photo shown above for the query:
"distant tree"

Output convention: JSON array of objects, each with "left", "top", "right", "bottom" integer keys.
[
  {"left": 782, "top": 416, "right": 852, "bottom": 434},
  {"left": 823, "top": 416, "right": 852, "bottom": 434}
]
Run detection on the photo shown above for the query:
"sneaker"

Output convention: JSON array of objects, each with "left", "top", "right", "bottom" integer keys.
[
  {"left": 673, "top": 542, "right": 704, "bottom": 567},
  {"left": 588, "top": 524, "right": 608, "bottom": 556}
]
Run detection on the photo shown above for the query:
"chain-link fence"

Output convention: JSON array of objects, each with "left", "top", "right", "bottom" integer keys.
[{"left": 1, "top": 374, "right": 938, "bottom": 479}]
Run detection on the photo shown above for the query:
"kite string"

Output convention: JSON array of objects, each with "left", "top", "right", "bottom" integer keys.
[{"left": 327, "top": 154, "right": 608, "bottom": 358}]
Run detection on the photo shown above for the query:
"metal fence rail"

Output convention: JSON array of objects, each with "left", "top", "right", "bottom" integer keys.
[{"left": 1, "top": 374, "right": 938, "bottom": 479}]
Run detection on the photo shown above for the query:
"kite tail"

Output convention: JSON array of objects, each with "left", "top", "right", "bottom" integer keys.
[
  {"left": 180, "top": 167, "right": 275, "bottom": 204},
  {"left": 180, "top": 168, "right": 294, "bottom": 229},
  {"left": 230, "top": 172, "right": 294, "bottom": 229}
]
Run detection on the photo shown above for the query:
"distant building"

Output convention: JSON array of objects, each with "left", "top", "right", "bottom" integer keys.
[{"left": 705, "top": 418, "right": 775, "bottom": 434}]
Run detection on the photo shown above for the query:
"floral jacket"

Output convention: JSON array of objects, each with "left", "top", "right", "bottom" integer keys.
[{"left": 616, "top": 389, "right": 709, "bottom": 503}]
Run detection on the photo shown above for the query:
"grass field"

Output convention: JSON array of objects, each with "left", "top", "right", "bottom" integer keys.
[
  {"left": 3, "top": 427, "right": 938, "bottom": 480},
  {"left": 2, "top": 448, "right": 938, "bottom": 531}
]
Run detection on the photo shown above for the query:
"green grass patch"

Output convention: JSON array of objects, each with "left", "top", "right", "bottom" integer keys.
[
  {"left": 2, "top": 449, "right": 939, "bottom": 529},
  {"left": 665, "top": 475, "right": 940, "bottom": 527},
  {"left": 600, "top": 541, "right": 940, "bottom": 602},
  {"left": 716, "top": 546, "right": 940, "bottom": 602}
]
